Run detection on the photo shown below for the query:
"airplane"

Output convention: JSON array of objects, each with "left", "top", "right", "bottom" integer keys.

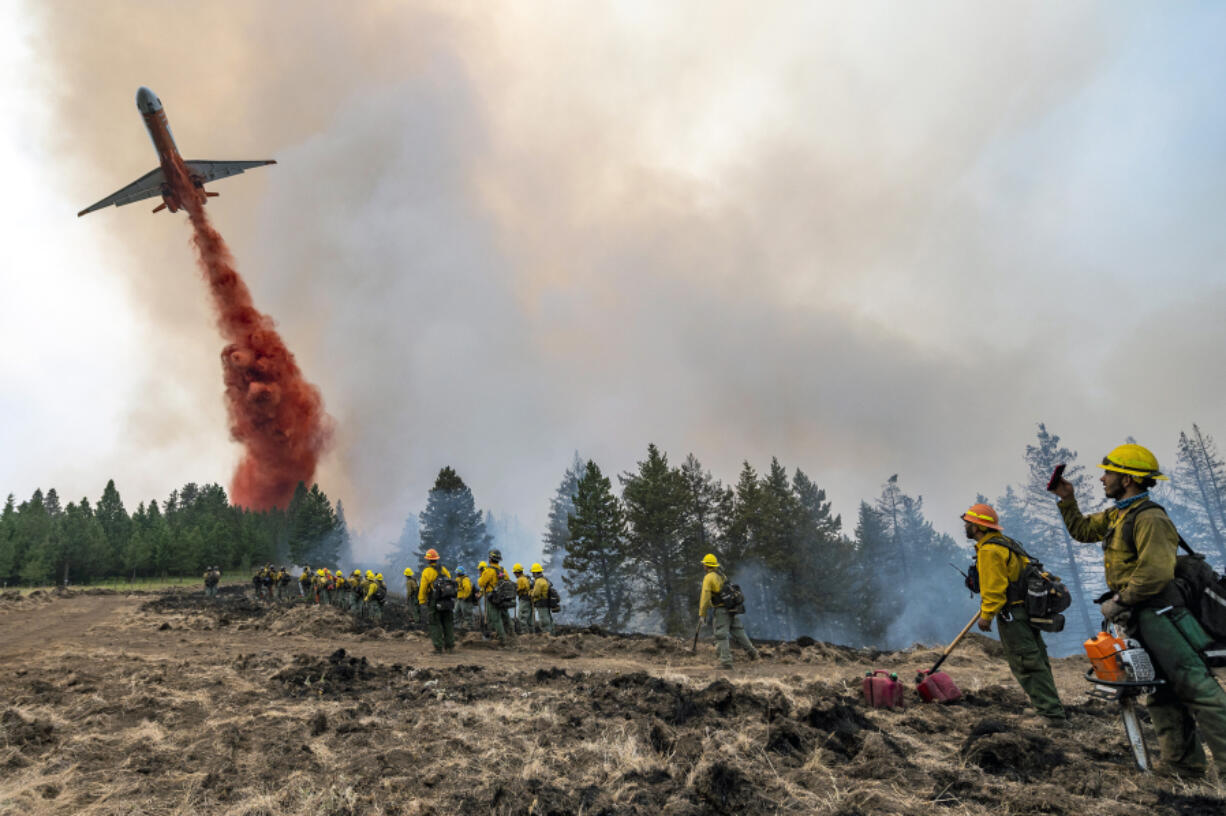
[{"left": 78, "top": 87, "right": 275, "bottom": 217}]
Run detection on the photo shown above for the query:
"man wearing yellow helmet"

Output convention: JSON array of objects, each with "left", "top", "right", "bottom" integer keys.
[
  {"left": 299, "top": 565, "right": 312, "bottom": 601},
  {"left": 404, "top": 568, "right": 420, "bottom": 624},
  {"left": 455, "top": 567, "right": 477, "bottom": 631},
  {"left": 513, "top": 564, "right": 533, "bottom": 634},
  {"left": 348, "top": 570, "right": 362, "bottom": 613},
  {"left": 1051, "top": 443, "right": 1226, "bottom": 779},
  {"left": 529, "top": 563, "right": 556, "bottom": 635},
  {"left": 698, "top": 553, "right": 758, "bottom": 669},
  {"left": 364, "top": 572, "right": 387, "bottom": 623}
]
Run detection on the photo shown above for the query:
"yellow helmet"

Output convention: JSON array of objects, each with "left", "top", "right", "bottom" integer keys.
[
  {"left": 376, "top": 572, "right": 384, "bottom": 581},
  {"left": 352, "top": 569, "right": 360, "bottom": 576},
  {"left": 1099, "top": 444, "right": 1168, "bottom": 481},
  {"left": 478, "top": 561, "right": 487, "bottom": 570},
  {"left": 316, "top": 568, "right": 325, "bottom": 576},
  {"left": 404, "top": 567, "right": 413, "bottom": 577},
  {"left": 365, "top": 569, "right": 374, "bottom": 580},
  {"left": 512, "top": 563, "right": 523, "bottom": 573},
  {"left": 701, "top": 553, "right": 719, "bottom": 568},
  {"left": 531, "top": 563, "right": 543, "bottom": 573}
]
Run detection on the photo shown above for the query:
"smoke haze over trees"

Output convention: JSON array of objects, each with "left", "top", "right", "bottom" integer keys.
[{"left": 7, "top": 423, "right": 1226, "bottom": 657}]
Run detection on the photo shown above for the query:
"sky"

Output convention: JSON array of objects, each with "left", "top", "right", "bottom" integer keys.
[{"left": 2, "top": 1, "right": 1225, "bottom": 559}]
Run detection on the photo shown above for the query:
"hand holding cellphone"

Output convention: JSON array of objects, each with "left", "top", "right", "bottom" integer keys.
[{"left": 1046, "top": 463, "right": 1067, "bottom": 492}]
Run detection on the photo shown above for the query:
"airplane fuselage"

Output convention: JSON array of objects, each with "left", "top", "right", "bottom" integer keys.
[{"left": 136, "top": 86, "right": 202, "bottom": 213}]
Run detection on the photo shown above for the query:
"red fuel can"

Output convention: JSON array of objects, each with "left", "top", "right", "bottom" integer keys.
[
  {"left": 916, "top": 669, "right": 962, "bottom": 703},
  {"left": 862, "top": 670, "right": 906, "bottom": 709}
]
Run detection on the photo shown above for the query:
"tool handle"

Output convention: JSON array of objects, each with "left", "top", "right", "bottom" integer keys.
[{"left": 927, "top": 611, "right": 981, "bottom": 675}]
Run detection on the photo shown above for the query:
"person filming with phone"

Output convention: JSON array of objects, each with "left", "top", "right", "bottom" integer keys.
[{"left": 1049, "top": 443, "right": 1226, "bottom": 781}]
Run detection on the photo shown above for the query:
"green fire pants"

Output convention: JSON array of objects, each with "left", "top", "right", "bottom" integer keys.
[
  {"left": 427, "top": 606, "right": 455, "bottom": 651},
  {"left": 712, "top": 607, "right": 758, "bottom": 668},
  {"left": 517, "top": 597, "right": 534, "bottom": 632},
  {"left": 997, "top": 606, "right": 1065, "bottom": 719},
  {"left": 1133, "top": 606, "right": 1226, "bottom": 777},
  {"left": 535, "top": 605, "right": 555, "bottom": 635}
]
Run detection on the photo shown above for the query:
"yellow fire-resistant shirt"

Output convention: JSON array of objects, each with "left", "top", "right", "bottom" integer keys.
[
  {"left": 516, "top": 575, "right": 532, "bottom": 597},
  {"left": 405, "top": 577, "right": 419, "bottom": 601},
  {"left": 457, "top": 576, "right": 473, "bottom": 600},
  {"left": 531, "top": 576, "right": 550, "bottom": 602},
  {"left": 479, "top": 566, "right": 500, "bottom": 595},
  {"left": 418, "top": 565, "right": 451, "bottom": 606},
  {"left": 1059, "top": 497, "right": 1179, "bottom": 605},
  {"left": 975, "top": 532, "right": 1026, "bottom": 620},
  {"left": 698, "top": 570, "right": 724, "bottom": 618}
]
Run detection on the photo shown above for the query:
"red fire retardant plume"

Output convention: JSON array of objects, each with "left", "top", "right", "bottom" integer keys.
[{"left": 167, "top": 157, "right": 332, "bottom": 510}]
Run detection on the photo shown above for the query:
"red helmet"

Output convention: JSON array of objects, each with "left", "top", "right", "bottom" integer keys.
[
  {"left": 961, "top": 503, "right": 1002, "bottom": 531},
  {"left": 425, "top": 549, "right": 440, "bottom": 561}
]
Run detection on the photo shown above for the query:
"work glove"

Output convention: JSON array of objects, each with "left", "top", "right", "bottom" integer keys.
[{"left": 1100, "top": 597, "right": 1131, "bottom": 626}]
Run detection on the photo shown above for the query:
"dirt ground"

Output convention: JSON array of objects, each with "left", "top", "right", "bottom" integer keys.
[{"left": 3, "top": 587, "right": 1225, "bottom": 816}]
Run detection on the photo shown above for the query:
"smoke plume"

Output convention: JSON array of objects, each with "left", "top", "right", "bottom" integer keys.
[{"left": 167, "top": 157, "right": 332, "bottom": 509}]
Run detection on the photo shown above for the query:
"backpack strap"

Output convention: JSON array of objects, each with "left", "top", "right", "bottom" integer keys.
[{"left": 1118, "top": 500, "right": 1196, "bottom": 557}]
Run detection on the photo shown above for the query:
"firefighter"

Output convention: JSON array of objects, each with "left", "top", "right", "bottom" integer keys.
[
  {"left": 513, "top": 564, "right": 533, "bottom": 633},
  {"left": 365, "top": 572, "right": 387, "bottom": 624},
  {"left": 277, "top": 566, "right": 291, "bottom": 601},
  {"left": 530, "top": 563, "right": 555, "bottom": 635},
  {"left": 203, "top": 565, "right": 219, "bottom": 599},
  {"left": 299, "top": 565, "right": 312, "bottom": 600},
  {"left": 698, "top": 553, "right": 758, "bottom": 669},
  {"left": 455, "top": 567, "right": 476, "bottom": 630},
  {"left": 962, "top": 503, "right": 1065, "bottom": 722},
  {"left": 1051, "top": 443, "right": 1226, "bottom": 780},
  {"left": 349, "top": 569, "right": 362, "bottom": 613},
  {"left": 481, "top": 550, "right": 514, "bottom": 645},
  {"left": 404, "top": 567, "right": 420, "bottom": 624},
  {"left": 418, "top": 549, "right": 455, "bottom": 653}
]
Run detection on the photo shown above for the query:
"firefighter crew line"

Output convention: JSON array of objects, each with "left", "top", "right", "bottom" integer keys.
[
  {"left": 209, "top": 441, "right": 1226, "bottom": 780},
  {"left": 218, "top": 550, "right": 564, "bottom": 647}
]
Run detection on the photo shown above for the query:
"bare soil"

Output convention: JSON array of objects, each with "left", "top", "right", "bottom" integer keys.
[{"left": 2, "top": 586, "right": 1224, "bottom": 815}]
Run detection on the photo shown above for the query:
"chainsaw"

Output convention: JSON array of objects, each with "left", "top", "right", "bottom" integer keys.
[{"left": 1084, "top": 621, "right": 1162, "bottom": 771}]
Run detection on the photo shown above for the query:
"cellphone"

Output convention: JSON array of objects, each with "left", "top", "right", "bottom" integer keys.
[{"left": 1046, "top": 463, "right": 1067, "bottom": 491}]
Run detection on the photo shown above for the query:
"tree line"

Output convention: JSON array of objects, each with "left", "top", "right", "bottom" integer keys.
[
  {"left": 6, "top": 422, "right": 1225, "bottom": 655},
  {"left": 0, "top": 479, "right": 350, "bottom": 587}
]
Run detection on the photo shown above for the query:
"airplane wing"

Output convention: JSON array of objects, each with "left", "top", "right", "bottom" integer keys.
[
  {"left": 77, "top": 167, "right": 166, "bottom": 216},
  {"left": 183, "top": 159, "right": 276, "bottom": 183}
]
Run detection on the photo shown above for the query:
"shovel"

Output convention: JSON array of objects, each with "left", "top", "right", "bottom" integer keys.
[
  {"left": 689, "top": 619, "right": 704, "bottom": 652},
  {"left": 915, "top": 610, "right": 980, "bottom": 703}
]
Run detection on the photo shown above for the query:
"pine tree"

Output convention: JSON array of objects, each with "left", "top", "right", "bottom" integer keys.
[
  {"left": 744, "top": 458, "right": 801, "bottom": 638},
  {"left": 850, "top": 501, "right": 897, "bottom": 644},
  {"left": 383, "top": 514, "right": 422, "bottom": 574},
  {"left": 58, "top": 500, "right": 108, "bottom": 585},
  {"left": 791, "top": 468, "right": 853, "bottom": 638},
  {"left": 288, "top": 483, "right": 339, "bottom": 566},
  {"left": 333, "top": 500, "right": 354, "bottom": 565},
  {"left": 0, "top": 495, "right": 16, "bottom": 585},
  {"left": 722, "top": 462, "right": 761, "bottom": 567},
  {"left": 417, "top": 467, "right": 490, "bottom": 570},
  {"left": 95, "top": 479, "right": 131, "bottom": 576},
  {"left": 542, "top": 452, "right": 584, "bottom": 576},
  {"left": 620, "top": 444, "right": 688, "bottom": 632},
  {"left": 16, "top": 489, "right": 54, "bottom": 585},
  {"left": 1172, "top": 426, "right": 1226, "bottom": 562},
  {"left": 564, "top": 460, "right": 632, "bottom": 629}
]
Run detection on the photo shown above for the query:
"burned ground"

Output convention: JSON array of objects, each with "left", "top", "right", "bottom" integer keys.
[{"left": 2, "top": 587, "right": 1224, "bottom": 815}]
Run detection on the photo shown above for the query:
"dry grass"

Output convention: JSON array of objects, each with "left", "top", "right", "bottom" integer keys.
[{"left": 3, "top": 593, "right": 1226, "bottom": 815}]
